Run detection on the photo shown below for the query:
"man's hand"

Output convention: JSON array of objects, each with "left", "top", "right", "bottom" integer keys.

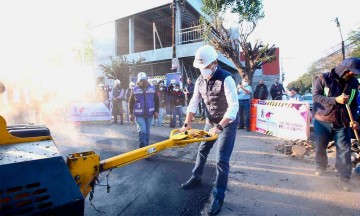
[
  {"left": 154, "top": 112, "right": 158, "bottom": 119},
  {"left": 208, "top": 126, "right": 222, "bottom": 137},
  {"left": 350, "top": 121, "right": 359, "bottom": 130},
  {"left": 179, "top": 122, "right": 192, "bottom": 133},
  {"left": 336, "top": 94, "right": 349, "bottom": 104},
  {"left": 130, "top": 114, "right": 135, "bottom": 122}
]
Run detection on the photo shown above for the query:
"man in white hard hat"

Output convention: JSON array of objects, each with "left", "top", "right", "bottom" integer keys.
[
  {"left": 111, "top": 79, "right": 125, "bottom": 124},
  {"left": 179, "top": 45, "right": 239, "bottom": 215},
  {"left": 128, "top": 72, "right": 159, "bottom": 148}
]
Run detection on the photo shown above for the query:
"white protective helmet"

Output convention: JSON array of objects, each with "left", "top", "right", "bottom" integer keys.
[
  {"left": 115, "top": 79, "right": 121, "bottom": 85},
  {"left": 193, "top": 45, "right": 218, "bottom": 69},
  {"left": 129, "top": 82, "right": 135, "bottom": 87},
  {"left": 137, "top": 72, "right": 148, "bottom": 82}
]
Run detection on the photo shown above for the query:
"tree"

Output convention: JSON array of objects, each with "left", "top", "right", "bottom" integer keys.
[
  {"left": 99, "top": 56, "right": 145, "bottom": 89},
  {"left": 201, "top": 0, "right": 277, "bottom": 85},
  {"left": 348, "top": 27, "right": 360, "bottom": 57},
  {"left": 72, "top": 22, "right": 94, "bottom": 65}
]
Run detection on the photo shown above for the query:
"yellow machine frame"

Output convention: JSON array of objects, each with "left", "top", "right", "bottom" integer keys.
[{"left": 0, "top": 115, "right": 217, "bottom": 198}]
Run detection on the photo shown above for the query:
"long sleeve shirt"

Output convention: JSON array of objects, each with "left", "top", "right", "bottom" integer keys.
[{"left": 187, "top": 76, "right": 239, "bottom": 121}]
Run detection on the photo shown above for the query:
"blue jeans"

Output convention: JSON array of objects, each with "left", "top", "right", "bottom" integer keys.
[
  {"left": 158, "top": 107, "right": 165, "bottom": 126},
  {"left": 191, "top": 117, "right": 238, "bottom": 200},
  {"left": 172, "top": 107, "right": 183, "bottom": 127},
  {"left": 238, "top": 99, "right": 250, "bottom": 128},
  {"left": 135, "top": 116, "right": 153, "bottom": 148},
  {"left": 314, "top": 119, "right": 351, "bottom": 179}
]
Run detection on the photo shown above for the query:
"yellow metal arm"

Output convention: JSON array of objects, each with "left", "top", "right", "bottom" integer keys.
[{"left": 67, "top": 129, "right": 217, "bottom": 197}]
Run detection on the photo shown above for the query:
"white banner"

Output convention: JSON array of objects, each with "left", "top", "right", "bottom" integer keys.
[
  {"left": 255, "top": 100, "right": 310, "bottom": 140},
  {"left": 70, "top": 102, "right": 111, "bottom": 122}
]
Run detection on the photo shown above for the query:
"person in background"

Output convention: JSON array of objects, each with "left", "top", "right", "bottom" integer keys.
[
  {"left": 253, "top": 79, "right": 268, "bottom": 100},
  {"left": 270, "top": 78, "right": 285, "bottom": 100},
  {"left": 157, "top": 82, "right": 167, "bottom": 127},
  {"left": 170, "top": 83, "right": 185, "bottom": 128},
  {"left": 288, "top": 87, "right": 302, "bottom": 101},
  {"left": 96, "top": 83, "right": 109, "bottom": 103},
  {"left": 129, "top": 72, "right": 159, "bottom": 148},
  {"left": 312, "top": 58, "right": 360, "bottom": 191},
  {"left": 237, "top": 77, "right": 252, "bottom": 131},
  {"left": 125, "top": 82, "right": 135, "bottom": 124},
  {"left": 184, "top": 78, "right": 194, "bottom": 106},
  {"left": 179, "top": 45, "right": 239, "bottom": 215},
  {"left": 111, "top": 79, "right": 125, "bottom": 124}
]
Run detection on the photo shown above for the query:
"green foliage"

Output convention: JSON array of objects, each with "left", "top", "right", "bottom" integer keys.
[
  {"left": 287, "top": 73, "right": 312, "bottom": 95},
  {"left": 348, "top": 27, "right": 360, "bottom": 57},
  {"left": 72, "top": 23, "right": 94, "bottom": 65},
  {"left": 99, "top": 56, "right": 145, "bottom": 88},
  {"left": 201, "top": 0, "right": 276, "bottom": 85}
]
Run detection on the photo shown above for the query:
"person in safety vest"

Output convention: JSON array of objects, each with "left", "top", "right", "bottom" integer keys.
[
  {"left": 179, "top": 45, "right": 239, "bottom": 215},
  {"left": 312, "top": 58, "right": 360, "bottom": 191},
  {"left": 128, "top": 72, "right": 159, "bottom": 148}
]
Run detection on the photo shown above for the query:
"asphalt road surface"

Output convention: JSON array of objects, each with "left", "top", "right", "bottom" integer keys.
[{"left": 52, "top": 123, "right": 216, "bottom": 216}]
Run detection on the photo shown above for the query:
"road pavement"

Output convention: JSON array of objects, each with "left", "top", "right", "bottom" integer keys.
[{"left": 50, "top": 121, "right": 360, "bottom": 216}]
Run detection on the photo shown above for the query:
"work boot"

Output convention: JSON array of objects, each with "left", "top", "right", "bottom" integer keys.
[
  {"left": 180, "top": 178, "right": 201, "bottom": 189},
  {"left": 208, "top": 197, "right": 224, "bottom": 215},
  {"left": 337, "top": 178, "right": 351, "bottom": 192}
]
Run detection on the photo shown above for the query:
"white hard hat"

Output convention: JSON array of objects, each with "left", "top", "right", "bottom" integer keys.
[
  {"left": 193, "top": 45, "right": 218, "bottom": 69},
  {"left": 171, "top": 79, "right": 176, "bottom": 84},
  {"left": 115, "top": 79, "right": 121, "bottom": 85},
  {"left": 129, "top": 82, "right": 135, "bottom": 87},
  {"left": 137, "top": 72, "right": 147, "bottom": 82}
]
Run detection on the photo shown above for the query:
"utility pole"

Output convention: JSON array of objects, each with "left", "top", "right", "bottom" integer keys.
[
  {"left": 171, "top": 0, "right": 176, "bottom": 60},
  {"left": 335, "top": 17, "right": 345, "bottom": 60}
]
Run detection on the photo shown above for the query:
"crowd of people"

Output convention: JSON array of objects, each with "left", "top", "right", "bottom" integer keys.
[{"left": 1, "top": 43, "right": 359, "bottom": 215}]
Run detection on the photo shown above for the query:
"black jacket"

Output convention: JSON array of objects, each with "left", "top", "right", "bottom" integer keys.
[
  {"left": 312, "top": 69, "right": 358, "bottom": 126},
  {"left": 254, "top": 84, "right": 269, "bottom": 100}
]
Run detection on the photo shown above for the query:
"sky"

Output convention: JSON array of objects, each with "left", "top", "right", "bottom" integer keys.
[
  {"left": 0, "top": 0, "right": 359, "bottom": 87},
  {"left": 252, "top": 0, "right": 360, "bottom": 85}
]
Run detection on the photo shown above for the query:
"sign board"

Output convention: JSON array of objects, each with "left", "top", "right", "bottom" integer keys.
[
  {"left": 255, "top": 100, "right": 310, "bottom": 140},
  {"left": 70, "top": 102, "right": 111, "bottom": 122}
]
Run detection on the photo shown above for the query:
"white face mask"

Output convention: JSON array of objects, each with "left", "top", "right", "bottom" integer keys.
[
  {"left": 159, "top": 87, "right": 163, "bottom": 91},
  {"left": 174, "top": 88, "right": 179, "bottom": 92},
  {"left": 200, "top": 68, "right": 213, "bottom": 79},
  {"left": 242, "top": 81, "right": 248, "bottom": 86}
]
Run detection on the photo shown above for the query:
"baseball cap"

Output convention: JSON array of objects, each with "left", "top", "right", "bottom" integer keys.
[{"left": 335, "top": 58, "right": 360, "bottom": 75}]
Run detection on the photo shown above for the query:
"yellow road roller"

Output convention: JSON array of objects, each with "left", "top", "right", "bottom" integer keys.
[{"left": 0, "top": 115, "right": 216, "bottom": 215}]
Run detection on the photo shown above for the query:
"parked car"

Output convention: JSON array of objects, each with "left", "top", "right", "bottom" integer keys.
[{"left": 302, "top": 94, "right": 313, "bottom": 111}]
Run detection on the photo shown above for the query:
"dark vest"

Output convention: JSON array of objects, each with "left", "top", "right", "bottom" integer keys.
[
  {"left": 198, "top": 67, "right": 231, "bottom": 124},
  {"left": 133, "top": 85, "right": 156, "bottom": 117}
]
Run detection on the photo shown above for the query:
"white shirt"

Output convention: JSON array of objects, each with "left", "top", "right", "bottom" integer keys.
[{"left": 187, "top": 76, "right": 239, "bottom": 121}]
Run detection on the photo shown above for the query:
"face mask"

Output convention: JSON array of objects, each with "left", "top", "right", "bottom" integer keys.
[
  {"left": 200, "top": 68, "right": 213, "bottom": 79},
  {"left": 159, "top": 87, "right": 163, "bottom": 91},
  {"left": 242, "top": 81, "right": 248, "bottom": 86},
  {"left": 174, "top": 89, "right": 179, "bottom": 92}
]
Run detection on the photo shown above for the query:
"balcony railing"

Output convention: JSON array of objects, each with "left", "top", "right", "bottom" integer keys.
[{"left": 178, "top": 25, "right": 204, "bottom": 45}]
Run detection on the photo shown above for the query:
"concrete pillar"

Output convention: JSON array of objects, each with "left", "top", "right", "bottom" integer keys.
[
  {"left": 175, "top": 0, "right": 182, "bottom": 45},
  {"left": 129, "top": 16, "right": 135, "bottom": 54}
]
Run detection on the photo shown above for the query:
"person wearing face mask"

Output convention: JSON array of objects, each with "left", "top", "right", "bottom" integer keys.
[
  {"left": 312, "top": 58, "right": 360, "bottom": 191},
  {"left": 254, "top": 79, "right": 268, "bottom": 100},
  {"left": 237, "top": 77, "right": 252, "bottom": 131},
  {"left": 128, "top": 72, "right": 159, "bottom": 148},
  {"left": 156, "top": 82, "right": 167, "bottom": 127},
  {"left": 170, "top": 83, "right": 185, "bottom": 128},
  {"left": 270, "top": 78, "right": 285, "bottom": 100},
  {"left": 179, "top": 45, "right": 239, "bottom": 215},
  {"left": 125, "top": 82, "right": 135, "bottom": 124},
  {"left": 111, "top": 79, "right": 125, "bottom": 124}
]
